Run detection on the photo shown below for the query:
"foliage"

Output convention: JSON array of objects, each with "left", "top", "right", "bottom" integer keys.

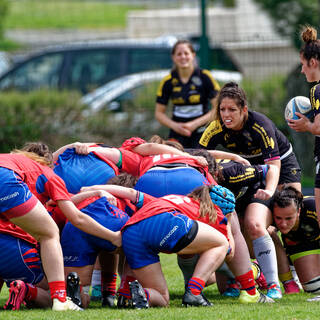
[
  {"left": 0, "top": 90, "right": 88, "bottom": 152},
  {"left": 253, "top": 0, "right": 318, "bottom": 49},
  {"left": 242, "top": 74, "right": 287, "bottom": 129},
  {"left": 0, "top": 38, "right": 22, "bottom": 51},
  {"left": 4, "top": 0, "right": 143, "bottom": 29},
  {"left": 0, "top": 0, "right": 8, "bottom": 39}
]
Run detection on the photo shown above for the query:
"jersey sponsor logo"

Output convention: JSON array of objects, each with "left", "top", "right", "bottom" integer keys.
[
  {"left": 199, "top": 121, "right": 222, "bottom": 147},
  {"left": 172, "top": 97, "right": 185, "bottom": 104},
  {"left": 64, "top": 255, "right": 80, "bottom": 263},
  {"left": 252, "top": 123, "right": 275, "bottom": 149},
  {"left": 189, "top": 94, "right": 200, "bottom": 104},
  {"left": 162, "top": 194, "right": 191, "bottom": 205},
  {"left": 171, "top": 78, "right": 179, "bottom": 86},
  {"left": 173, "top": 104, "right": 202, "bottom": 118},
  {"left": 229, "top": 168, "right": 256, "bottom": 184},
  {"left": 191, "top": 76, "right": 202, "bottom": 86},
  {"left": 0, "top": 191, "right": 19, "bottom": 202},
  {"left": 160, "top": 225, "right": 179, "bottom": 247},
  {"left": 173, "top": 86, "right": 182, "bottom": 92}
]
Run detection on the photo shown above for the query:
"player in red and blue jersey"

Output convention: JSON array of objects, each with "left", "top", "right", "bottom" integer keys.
[
  {"left": 0, "top": 143, "right": 121, "bottom": 311},
  {"left": 53, "top": 142, "right": 119, "bottom": 194},
  {"left": 83, "top": 183, "right": 231, "bottom": 307}
]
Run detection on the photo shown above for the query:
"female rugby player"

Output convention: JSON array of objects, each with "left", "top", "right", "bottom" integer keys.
[
  {"left": 199, "top": 82, "right": 302, "bottom": 299},
  {"left": 287, "top": 26, "right": 320, "bottom": 226},
  {"left": 155, "top": 40, "right": 220, "bottom": 148}
]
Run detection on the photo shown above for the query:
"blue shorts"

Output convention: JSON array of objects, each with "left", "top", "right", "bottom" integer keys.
[
  {"left": 122, "top": 212, "right": 195, "bottom": 269},
  {"left": 54, "top": 148, "right": 116, "bottom": 194},
  {"left": 61, "top": 197, "right": 129, "bottom": 267},
  {"left": 134, "top": 167, "right": 209, "bottom": 197},
  {"left": 0, "top": 234, "right": 43, "bottom": 285},
  {"left": 0, "top": 167, "right": 37, "bottom": 219}
]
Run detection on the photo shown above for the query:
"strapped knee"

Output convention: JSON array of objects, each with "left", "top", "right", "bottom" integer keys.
[{"left": 302, "top": 276, "right": 320, "bottom": 293}]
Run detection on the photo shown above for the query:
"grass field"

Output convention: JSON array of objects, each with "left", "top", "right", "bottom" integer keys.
[
  {"left": 4, "top": 0, "right": 143, "bottom": 29},
  {"left": 0, "top": 254, "right": 319, "bottom": 320}
]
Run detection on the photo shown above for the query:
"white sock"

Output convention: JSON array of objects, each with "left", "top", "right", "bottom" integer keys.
[
  {"left": 253, "top": 234, "right": 279, "bottom": 287},
  {"left": 91, "top": 269, "right": 101, "bottom": 287}
]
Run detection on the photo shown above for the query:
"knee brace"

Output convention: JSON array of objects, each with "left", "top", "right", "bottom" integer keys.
[{"left": 302, "top": 276, "right": 320, "bottom": 293}]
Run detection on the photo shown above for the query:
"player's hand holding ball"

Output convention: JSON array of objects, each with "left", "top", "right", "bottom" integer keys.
[{"left": 285, "top": 96, "right": 313, "bottom": 132}]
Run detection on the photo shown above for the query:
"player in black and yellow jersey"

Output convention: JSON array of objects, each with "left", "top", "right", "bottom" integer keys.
[
  {"left": 288, "top": 26, "right": 320, "bottom": 226},
  {"left": 199, "top": 82, "right": 302, "bottom": 299},
  {"left": 272, "top": 186, "right": 320, "bottom": 299},
  {"left": 155, "top": 40, "right": 220, "bottom": 148}
]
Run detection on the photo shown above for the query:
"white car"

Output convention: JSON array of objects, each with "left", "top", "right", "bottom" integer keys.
[{"left": 81, "top": 69, "right": 243, "bottom": 113}]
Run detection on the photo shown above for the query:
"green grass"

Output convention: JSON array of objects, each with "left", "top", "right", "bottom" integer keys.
[
  {"left": 4, "top": 0, "right": 144, "bottom": 29},
  {"left": 0, "top": 254, "right": 319, "bottom": 319}
]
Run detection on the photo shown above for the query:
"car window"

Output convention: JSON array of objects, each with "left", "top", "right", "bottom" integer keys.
[
  {"left": 128, "top": 49, "right": 172, "bottom": 74},
  {"left": 0, "top": 53, "right": 63, "bottom": 91},
  {"left": 67, "top": 49, "right": 125, "bottom": 94}
]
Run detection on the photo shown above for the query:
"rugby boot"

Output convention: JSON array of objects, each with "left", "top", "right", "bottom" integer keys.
[
  {"left": 222, "top": 287, "right": 240, "bottom": 297},
  {"left": 252, "top": 260, "right": 268, "bottom": 290},
  {"left": 307, "top": 295, "right": 320, "bottom": 302},
  {"left": 239, "top": 290, "right": 274, "bottom": 303},
  {"left": 101, "top": 291, "right": 116, "bottom": 307},
  {"left": 222, "top": 279, "right": 240, "bottom": 297},
  {"left": 52, "top": 297, "right": 83, "bottom": 311},
  {"left": 129, "top": 280, "right": 149, "bottom": 309},
  {"left": 182, "top": 288, "right": 213, "bottom": 307},
  {"left": 200, "top": 292, "right": 213, "bottom": 306},
  {"left": 4, "top": 280, "right": 27, "bottom": 310},
  {"left": 117, "top": 294, "right": 133, "bottom": 308},
  {"left": 266, "top": 283, "right": 282, "bottom": 299},
  {"left": 283, "top": 279, "right": 300, "bottom": 294},
  {"left": 66, "top": 272, "right": 82, "bottom": 307}
]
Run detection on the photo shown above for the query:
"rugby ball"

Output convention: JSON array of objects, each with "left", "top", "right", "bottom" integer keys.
[{"left": 284, "top": 96, "right": 313, "bottom": 121}]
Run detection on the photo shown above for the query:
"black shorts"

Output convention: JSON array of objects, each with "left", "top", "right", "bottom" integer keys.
[
  {"left": 172, "top": 220, "right": 198, "bottom": 253},
  {"left": 279, "top": 153, "right": 301, "bottom": 185},
  {"left": 236, "top": 194, "right": 272, "bottom": 217},
  {"left": 285, "top": 240, "right": 320, "bottom": 257}
]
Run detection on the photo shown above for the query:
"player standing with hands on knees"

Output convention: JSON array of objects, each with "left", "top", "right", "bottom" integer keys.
[
  {"left": 288, "top": 25, "right": 320, "bottom": 225},
  {"left": 155, "top": 40, "right": 220, "bottom": 148}
]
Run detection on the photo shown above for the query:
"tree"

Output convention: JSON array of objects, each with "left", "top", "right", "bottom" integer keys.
[{"left": 253, "top": 0, "right": 319, "bottom": 49}]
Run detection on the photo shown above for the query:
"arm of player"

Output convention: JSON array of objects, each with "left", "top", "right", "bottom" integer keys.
[
  {"left": 52, "top": 142, "right": 93, "bottom": 161},
  {"left": 70, "top": 190, "right": 117, "bottom": 206},
  {"left": 57, "top": 200, "right": 122, "bottom": 247},
  {"left": 288, "top": 113, "right": 320, "bottom": 135},
  {"left": 155, "top": 103, "right": 192, "bottom": 137},
  {"left": 181, "top": 97, "right": 218, "bottom": 133},
  {"left": 224, "top": 219, "right": 235, "bottom": 263},
  {"left": 80, "top": 184, "right": 138, "bottom": 203},
  {"left": 207, "top": 150, "right": 251, "bottom": 166},
  {"left": 133, "top": 143, "right": 208, "bottom": 167},
  {"left": 254, "top": 160, "right": 280, "bottom": 200}
]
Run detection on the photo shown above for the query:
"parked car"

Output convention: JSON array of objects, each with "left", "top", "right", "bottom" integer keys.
[
  {"left": 81, "top": 68, "right": 243, "bottom": 112},
  {"left": 0, "top": 37, "right": 241, "bottom": 94},
  {"left": 0, "top": 51, "right": 12, "bottom": 76}
]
